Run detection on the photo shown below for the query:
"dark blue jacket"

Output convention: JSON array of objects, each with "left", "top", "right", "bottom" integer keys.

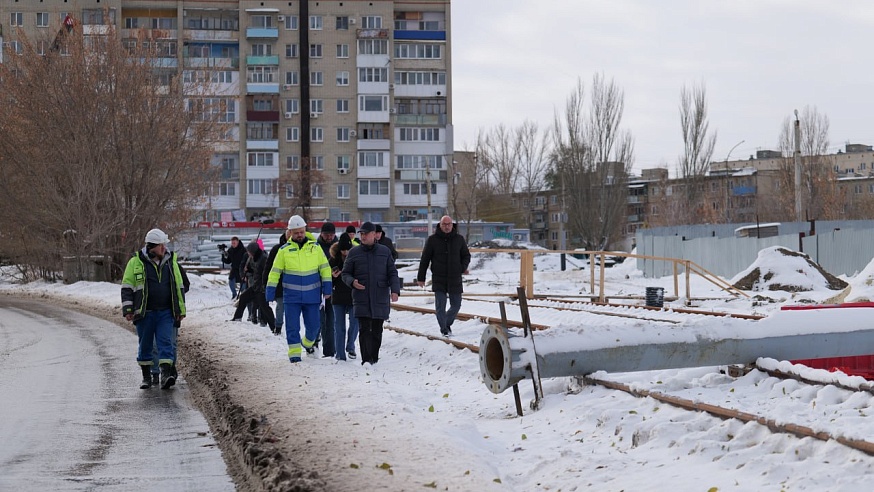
[{"left": 341, "top": 243, "right": 400, "bottom": 319}]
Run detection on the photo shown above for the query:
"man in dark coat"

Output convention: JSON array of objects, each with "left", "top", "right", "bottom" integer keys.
[
  {"left": 230, "top": 242, "right": 276, "bottom": 330},
  {"left": 221, "top": 236, "right": 247, "bottom": 298},
  {"left": 341, "top": 221, "right": 400, "bottom": 365},
  {"left": 375, "top": 224, "right": 398, "bottom": 260},
  {"left": 416, "top": 215, "right": 471, "bottom": 336},
  {"left": 263, "top": 230, "right": 288, "bottom": 335},
  {"left": 316, "top": 222, "right": 338, "bottom": 356}
]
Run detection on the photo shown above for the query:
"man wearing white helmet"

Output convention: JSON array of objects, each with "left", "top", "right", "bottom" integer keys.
[
  {"left": 266, "top": 215, "right": 332, "bottom": 363},
  {"left": 121, "top": 228, "right": 189, "bottom": 389}
]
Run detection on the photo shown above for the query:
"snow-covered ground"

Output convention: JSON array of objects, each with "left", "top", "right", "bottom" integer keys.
[{"left": 4, "top": 245, "right": 874, "bottom": 491}]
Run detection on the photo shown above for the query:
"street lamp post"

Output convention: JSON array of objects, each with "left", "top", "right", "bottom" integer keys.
[{"left": 793, "top": 110, "right": 802, "bottom": 223}]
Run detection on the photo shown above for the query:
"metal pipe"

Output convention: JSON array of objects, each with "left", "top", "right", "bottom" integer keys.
[{"left": 480, "top": 315, "right": 874, "bottom": 394}]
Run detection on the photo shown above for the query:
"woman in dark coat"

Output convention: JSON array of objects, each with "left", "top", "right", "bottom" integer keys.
[
  {"left": 230, "top": 242, "right": 275, "bottom": 331},
  {"left": 341, "top": 222, "right": 400, "bottom": 365},
  {"left": 330, "top": 237, "right": 359, "bottom": 360}
]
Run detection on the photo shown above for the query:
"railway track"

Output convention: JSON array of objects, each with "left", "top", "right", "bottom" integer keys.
[{"left": 387, "top": 299, "right": 874, "bottom": 458}]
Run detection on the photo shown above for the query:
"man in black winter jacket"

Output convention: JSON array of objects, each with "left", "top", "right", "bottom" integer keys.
[
  {"left": 416, "top": 215, "right": 471, "bottom": 336},
  {"left": 230, "top": 242, "right": 275, "bottom": 330},
  {"left": 221, "top": 237, "right": 247, "bottom": 298},
  {"left": 262, "top": 231, "right": 288, "bottom": 335},
  {"left": 375, "top": 224, "right": 398, "bottom": 260}
]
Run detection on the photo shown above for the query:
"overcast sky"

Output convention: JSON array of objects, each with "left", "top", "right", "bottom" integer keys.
[{"left": 450, "top": 1, "right": 874, "bottom": 174}]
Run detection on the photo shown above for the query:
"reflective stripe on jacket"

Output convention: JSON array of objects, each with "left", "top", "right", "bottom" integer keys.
[{"left": 266, "top": 238, "right": 331, "bottom": 304}]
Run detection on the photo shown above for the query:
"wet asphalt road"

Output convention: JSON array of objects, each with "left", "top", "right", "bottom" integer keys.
[{"left": 0, "top": 297, "right": 234, "bottom": 491}]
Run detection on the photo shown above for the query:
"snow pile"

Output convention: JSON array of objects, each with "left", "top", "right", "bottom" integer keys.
[{"left": 731, "top": 246, "right": 848, "bottom": 293}]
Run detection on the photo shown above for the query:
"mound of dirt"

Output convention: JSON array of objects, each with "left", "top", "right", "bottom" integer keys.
[{"left": 732, "top": 247, "right": 848, "bottom": 292}]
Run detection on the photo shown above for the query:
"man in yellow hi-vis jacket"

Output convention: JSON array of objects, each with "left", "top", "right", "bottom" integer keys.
[
  {"left": 266, "top": 215, "right": 332, "bottom": 363},
  {"left": 121, "top": 228, "right": 187, "bottom": 389}
]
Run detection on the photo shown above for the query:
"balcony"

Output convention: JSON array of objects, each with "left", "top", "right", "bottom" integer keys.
[
  {"left": 246, "top": 83, "right": 280, "bottom": 94},
  {"left": 357, "top": 138, "right": 390, "bottom": 151},
  {"left": 246, "top": 55, "right": 279, "bottom": 66},
  {"left": 731, "top": 186, "right": 757, "bottom": 196},
  {"left": 183, "top": 56, "right": 239, "bottom": 69},
  {"left": 183, "top": 29, "right": 238, "bottom": 41},
  {"left": 121, "top": 28, "right": 178, "bottom": 40},
  {"left": 246, "top": 27, "right": 279, "bottom": 39},
  {"left": 393, "top": 30, "right": 445, "bottom": 41},
  {"left": 246, "top": 110, "right": 279, "bottom": 122},
  {"left": 531, "top": 222, "right": 547, "bottom": 230},
  {"left": 356, "top": 28, "right": 390, "bottom": 39},
  {"left": 394, "top": 114, "right": 446, "bottom": 126},
  {"left": 245, "top": 139, "right": 279, "bottom": 151}
]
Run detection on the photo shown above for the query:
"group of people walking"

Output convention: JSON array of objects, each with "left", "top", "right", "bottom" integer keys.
[{"left": 123, "top": 215, "right": 469, "bottom": 387}]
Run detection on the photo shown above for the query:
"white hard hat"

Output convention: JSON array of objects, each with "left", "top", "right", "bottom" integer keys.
[
  {"left": 287, "top": 215, "right": 307, "bottom": 230},
  {"left": 145, "top": 228, "right": 169, "bottom": 244}
]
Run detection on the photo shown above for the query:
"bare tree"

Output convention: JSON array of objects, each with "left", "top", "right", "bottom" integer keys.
[
  {"left": 0, "top": 21, "right": 219, "bottom": 280},
  {"left": 478, "top": 124, "right": 519, "bottom": 196},
  {"left": 551, "top": 75, "right": 634, "bottom": 250},
  {"left": 675, "top": 82, "right": 717, "bottom": 224},
  {"left": 775, "top": 106, "right": 841, "bottom": 221}
]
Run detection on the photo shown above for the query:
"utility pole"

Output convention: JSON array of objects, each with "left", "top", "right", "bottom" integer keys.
[
  {"left": 793, "top": 110, "right": 802, "bottom": 222},
  {"left": 426, "top": 164, "right": 433, "bottom": 234}
]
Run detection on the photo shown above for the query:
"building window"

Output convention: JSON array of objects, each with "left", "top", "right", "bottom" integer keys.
[
  {"left": 394, "top": 43, "right": 441, "bottom": 59},
  {"left": 855, "top": 184, "right": 864, "bottom": 194},
  {"left": 361, "top": 16, "right": 382, "bottom": 29},
  {"left": 251, "top": 43, "right": 273, "bottom": 56},
  {"left": 399, "top": 128, "right": 440, "bottom": 141},
  {"left": 358, "top": 39, "right": 388, "bottom": 55},
  {"left": 10, "top": 12, "right": 23, "bottom": 26},
  {"left": 311, "top": 127, "right": 324, "bottom": 142},
  {"left": 359, "top": 95, "right": 388, "bottom": 112},
  {"left": 285, "top": 44, "right": 299, "bottom": 58},
  {"left": 312, "top": 156, "right": 325, "bottom": 170},
  {"left": 394, "top": 71, "right": 447, "bottom": 86},
  {"left": 310, "top": 71, "right": 324, "bottom": 86},
  {"left": 359, "top": 179, "right": 389, "bottom": 196},
  {"left": 219, "top": 183, "right": 236, "bottom": 196},
  {"left": 396, "top": 155, "right": 440, "bottom": 169},
  {"left": 250, "top": 15, "right": 274, "bottom": 28},
  {"left": 337, "top": 155, "right": 351, "bottom": 171},
  {"left": 287, "top": 155, "right": 300, "bottom": 170},
  {"left": 309, "top": 15, "right": 323, "bottom": 30},
  {"left": 336, "top": 16, "right": 350, "bottom": 30},
  {"left": 248, "top": 179, "right": 277, "bottom": 195},
  {"left": 286, "top": 127, "right": 300, "bottom": 142},
  {"left": 403, "top": 183, "right": 437, "bottom": 195},
  {"left": 247, "top": 122, "right": 275, "bottom": 140},
  {"left": 285, "top": 184, "right": 295, "bottom": 198},
  {"left": 358, "top": 152, "right": 385, "bottom": 167},
  {"left": 337, "top": 184, "right": 351, "bottom": 199},
  {"left": 247, "top": 152, "right": 275, "bottom": 167},
  {"left": 285, "top": 99, "right": 300, "bottom": 114},
  {"left": 310, "top": 99, "right": 324, "bottom": 114},
  {"left": 285, "top": 15, "right": 299, "bottom": 30},
  {"left": 336, "top": 99, "right": 350, "bottom": 113},
  {"left": 36, "top": 12, "right": 50, "bottom": 27},
  {"left": 309, "top": 44, "right": 323, "bottom": 58},
  {"left": 336, "top": 44, "right": 349, "bottom": 58},
  {"left": 358, "top": 67, "right": 389, "bottom": 83},
  {"left": 336, "top": 71, "right": 350, "bottom": 86},
  {"left": 312, "top": 184, "right": 324, "bottom": 199},
  {"left": 285, "top": 71, "right": 299, "bottom": 85},
  {"left": 247, "top": 66, "right": 278, "bottom": 83},
  {"left": 337, "top": 128, "right": 351, "bottom": 142}
]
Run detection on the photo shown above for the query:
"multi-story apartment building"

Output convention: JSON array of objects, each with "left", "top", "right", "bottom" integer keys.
[{"left": 0, "top": 0, "right": 453, "bottom": 224}]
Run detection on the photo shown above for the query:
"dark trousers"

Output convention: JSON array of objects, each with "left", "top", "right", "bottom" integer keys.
[
  {"left": 233, "top": 289, "right": 275, "bottom": 329},
  {"left": 319, "top": 298, "right": 335, "bottom": 356},
  {"left": 356, "top": 317, "right": 384, "bottom": 365}
]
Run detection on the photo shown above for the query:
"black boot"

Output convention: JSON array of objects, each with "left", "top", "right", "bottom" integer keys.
[
  {"left": 140, "top": 365, "right": 152, "bottom": 389},
  {"left": 159, "top": 363, "right": 176, "bottom": 389}
]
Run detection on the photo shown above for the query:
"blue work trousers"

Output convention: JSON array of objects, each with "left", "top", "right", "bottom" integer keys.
[
  {"left": 136, "top": 309, "right": 174, "bottom": 367},
  {"left": 284, "top": 302, "right": 321, "bottom": 350}
]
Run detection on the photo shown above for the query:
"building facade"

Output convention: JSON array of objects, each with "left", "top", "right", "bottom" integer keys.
[{"left": 0, "top": 0, "right": 453, "bottom": 223}]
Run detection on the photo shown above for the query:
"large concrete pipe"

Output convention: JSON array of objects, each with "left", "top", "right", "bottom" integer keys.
[{"left": 480, "top": 307, "right": 874, "bottom": 394}]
